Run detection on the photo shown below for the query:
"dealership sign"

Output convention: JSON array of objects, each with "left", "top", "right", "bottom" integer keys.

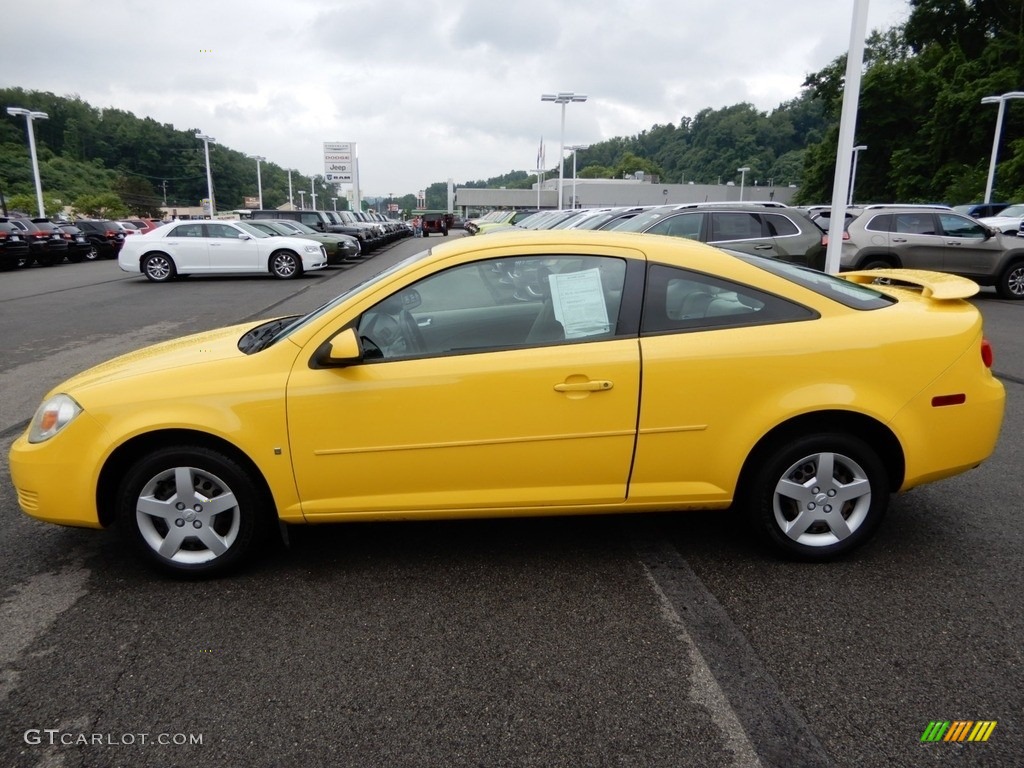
[{"left": 324, "top": 142, "right": 356, "bottom": 183}]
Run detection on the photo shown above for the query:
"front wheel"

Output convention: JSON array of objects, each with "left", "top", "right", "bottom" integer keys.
[
  {"left": 143, "top": 253, "right": 176, "bottom": 282},
  {"left": 745, "top": 433, "right": 889, "bottom": 560},
  {"left": 270, "top": 250, "right": 302, "bottom": 279},
  {"left": 996, "top": 261, "right": 1024, "bottom": 299},
  {"left": 117, "top": 446, "right": 270, "bottom": 577}
]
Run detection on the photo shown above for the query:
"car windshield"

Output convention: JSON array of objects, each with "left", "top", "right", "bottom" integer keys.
[
  {"left": 281, "top": 221, "right": 317, "bottom": 234},
  {"left": 235, "top": 222, "right": 271, "bottom": 238},
  {"left": 612, "top": 208, "right": 674, "bottom": 231},
  {"left": 249, "top": 248, "right": 434, "bottom": 352}
]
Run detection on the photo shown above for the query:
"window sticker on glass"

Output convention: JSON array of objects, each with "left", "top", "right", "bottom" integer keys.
[{"left": 548, "top": 268, "right": 610, "bottom": 338}]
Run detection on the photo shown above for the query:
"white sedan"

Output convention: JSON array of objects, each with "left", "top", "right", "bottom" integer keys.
[{"left": 118, "top": 220, "right": 328, "bottom": 281}]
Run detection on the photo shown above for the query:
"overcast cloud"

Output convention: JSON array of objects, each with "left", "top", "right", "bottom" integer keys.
[{"left": 3, "top": 0, "right": 910, "bottom": 197}]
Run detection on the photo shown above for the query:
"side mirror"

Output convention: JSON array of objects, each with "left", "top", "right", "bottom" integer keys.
[
  {"left": 238, "top": 233, "right": 252, "bottom": 240},
  {"left": 313, "top": 327, "right": 362, "bottom": 367}
]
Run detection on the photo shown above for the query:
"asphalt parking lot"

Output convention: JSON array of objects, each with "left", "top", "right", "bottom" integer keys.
[{"left": 0, "top": 235, "right": 1021, "bottom": 767}]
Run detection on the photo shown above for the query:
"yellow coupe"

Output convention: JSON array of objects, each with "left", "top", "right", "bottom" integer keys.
[{"left": 9, "top": 231, "right": 1005, "bottom": 576}]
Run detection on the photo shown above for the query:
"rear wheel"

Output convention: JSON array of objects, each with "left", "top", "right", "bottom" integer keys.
[
  {"left": 996, "top": 261, "right": 1024, "bottom": 299},
  {"left": 270, "top": 250, "right": 302, "bottom": 279},
  {"left": 746, "top": 433, "right": 889, "bottom": 560},
  {"left": 858, "top": 257, "right": 894, "bottom": 270},
  {"left": 85, "top": 244, "right": 100, "bottom": 261},
  {"left": 142, "top": 252, "right": 176, "bottom": 282},
  {"left": 117, "top": 446, "right": 270, "bottom": 577}
]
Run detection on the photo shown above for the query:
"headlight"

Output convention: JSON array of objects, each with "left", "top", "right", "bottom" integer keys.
[
  {"left": 304, "top": 245, "right": 321, "bottom": 253},
  {"left": 28, "top": 394, "right": 82, "bottom": 443}
]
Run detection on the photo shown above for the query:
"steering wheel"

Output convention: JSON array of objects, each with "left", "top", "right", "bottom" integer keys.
[{"left": 359, "top": 309, "right": 423, "bottom": 358}]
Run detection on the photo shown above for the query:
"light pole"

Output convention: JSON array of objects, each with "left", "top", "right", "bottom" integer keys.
[
  {"left": 195, "top": 132, "right": 216, "bottom": 218},
  {"left": 287, "top": 170, "right": 294, "bottom": 209},
  {"left": 848, "top": 145, "right": 867, "bottom": 206},
  {"left": 331, "top": 196, "right": 338, "bottom": 211},
  {"left": 566, "top": 144, "right": 589, "bottom": 209},
  {"left": 737, "top": 167, "right": 750, "bottom": 201},
  {"left": 298, "top": 190, "right": 306, "bottom": 210},
  {"left": 247, "top": 154, "right": 265, "bottom": 209},
  {"left": 541, "top": 92, "right": 588, "bottom": 209},
  {"left": 311, "top": 179, "right": 318, "bottom": 211},
  {"left": 982, "top": 91, "right": 1024, "bottom": 203},
  {"left": 6, "top": 107, "right": 49, "bottom": 217}
]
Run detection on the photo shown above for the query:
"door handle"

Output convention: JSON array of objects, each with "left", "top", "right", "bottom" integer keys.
[
  {"left": 892, "top": 237, "right": 908, "bottom": 243},
  {"left": 753, "top": 244, "right": 773, "bottom": 250},
  {"left": 554, "top": 380, "right": 613, "bottom": 392},
  {"left": 945, "top": 241, "right": 961, "bottom": 245}
]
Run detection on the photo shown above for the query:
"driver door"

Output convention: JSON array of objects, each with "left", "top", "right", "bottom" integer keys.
[{"left": 286, "top": 254, "right": 641, "bottom": 518}]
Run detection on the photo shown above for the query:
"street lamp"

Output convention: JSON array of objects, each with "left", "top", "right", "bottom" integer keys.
[
  {"left": 331, "top": 196, "right": 338, "bottom": 211},
  {"left": 981, "top": 91, "right": 1024, "bottom": 203},
  {"left": 247, "top": 154, "right": 265, "bottom": 209},
  {"left": 848, "top": 145, "right": 867, "bottom": 206},
  {"left": 541, "top": 92, "right": 588, "bottom": 208},
  {"left": 566, "top": 144, "right": 589, "bottom": 209},
  {"left": 195, "top": 132, "right": 216, "bottom": 218},
  {"left": 7, "top": 107, "right": 49, "bottom": 217},
  {"left": 737, "top": 167, "right": 750, "bottom": 201},
  {"left": 298, "top": 190, "right": 306, "bottom": 210}
]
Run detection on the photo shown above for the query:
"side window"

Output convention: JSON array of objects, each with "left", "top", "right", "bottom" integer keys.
[
  {"left": 647, "top": 212, "right": 702, "bottom": 240},
  {"left": 709, "top": 212, "right": 763, "bottom": 242},
  {"left": 894, "top": 214, "right": 936, "bottom": 235},
  {"left": 357, "top": 255, "right": 628, "bottom": 361},
  {"left": 938, "top": 213, "right": 987, "bottom": 239},
  {"left": 206, "top": 224, "right": 239, "bottom": 239},
  {"left": 299, "top": 213, "right": 323, "bottom": 229},
  {"left": 169, "top": 223, "right": 204, "bottom": 238},
  {"left": 765, "top": 214, "right": 799, "bottom": 237},
  {"left": 641, "top": 264, "right": 814, "bottom": 334},
  {"left": 865, "top": 214, "right": 893, "bottom": 233}
]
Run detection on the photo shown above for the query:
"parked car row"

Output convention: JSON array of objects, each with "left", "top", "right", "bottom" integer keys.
[
  {"left": 469, "top": 201, "right": 1024, "bottom": 299},
  {"left": 472, "top": 203, "right": 829, "bottom": 270},
  {"left": 246, "top": 209, "right": 411, "bottom": 252}
]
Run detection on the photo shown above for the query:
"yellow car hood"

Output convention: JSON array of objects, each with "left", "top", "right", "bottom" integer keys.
[{"left": 54, "top": 322, "right": 259, "bottom": 395}]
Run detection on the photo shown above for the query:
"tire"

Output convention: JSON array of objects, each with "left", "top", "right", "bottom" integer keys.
[
  {"left": 858, "top": 257, "right": 893, "bottom": 271},
  {"left": 85, "top": 244, "right": 100, "bottom": 261},
  {"left": 269, "top": 250, "right": 302, "bottom": 279},
  {"left": 117, "top": 445, "right": 270, "bottom": 577},
  {"left": 996, "top": 261, "right": 1024, "bottom": 299},
  {"left": 745, "top": 433, "right": 889, "bottom": 560},
  {"left": 142, "top": 252, "right": 176, "bottom": 282}
]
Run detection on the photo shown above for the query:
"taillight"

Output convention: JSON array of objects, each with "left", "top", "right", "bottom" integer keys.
[
  {"left": 821, "top": 231, "right": 850, "bottom": 247},
  {"left": 981, "top": 338, "right": 994, "bottom": 368}
]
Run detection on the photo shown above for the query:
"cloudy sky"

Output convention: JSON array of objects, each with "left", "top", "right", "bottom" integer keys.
[{"left": 4, "top": 0, "right": 910, "bottom": 198}]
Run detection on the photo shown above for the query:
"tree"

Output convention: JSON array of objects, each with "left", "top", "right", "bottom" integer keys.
[{"left": 72, "top": 192, "right": 128, "bottom": 219}]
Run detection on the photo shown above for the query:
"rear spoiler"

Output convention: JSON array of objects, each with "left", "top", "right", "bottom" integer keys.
[{"left": 841, "top": 269, "right": 979, "bottom": 300}]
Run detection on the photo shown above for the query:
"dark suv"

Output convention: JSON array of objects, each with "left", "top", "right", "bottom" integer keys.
[
  {"left": 8, "top": 218, "right": 69, "bottom": 266},
  {"left": 0, "top": 220, "right": 31, "bottom": 270},
  {"left": 610, "top": 203, "right": 826, "bottom": 269},
  {"left": 840, "top": 205, "right": 1024, "bottom": 299},
  {"left": 72, "top": 219, "right": 127, "bottom": 259},
  {"left": 250, "top": 209, "right": 375, "bottom": 251}
]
